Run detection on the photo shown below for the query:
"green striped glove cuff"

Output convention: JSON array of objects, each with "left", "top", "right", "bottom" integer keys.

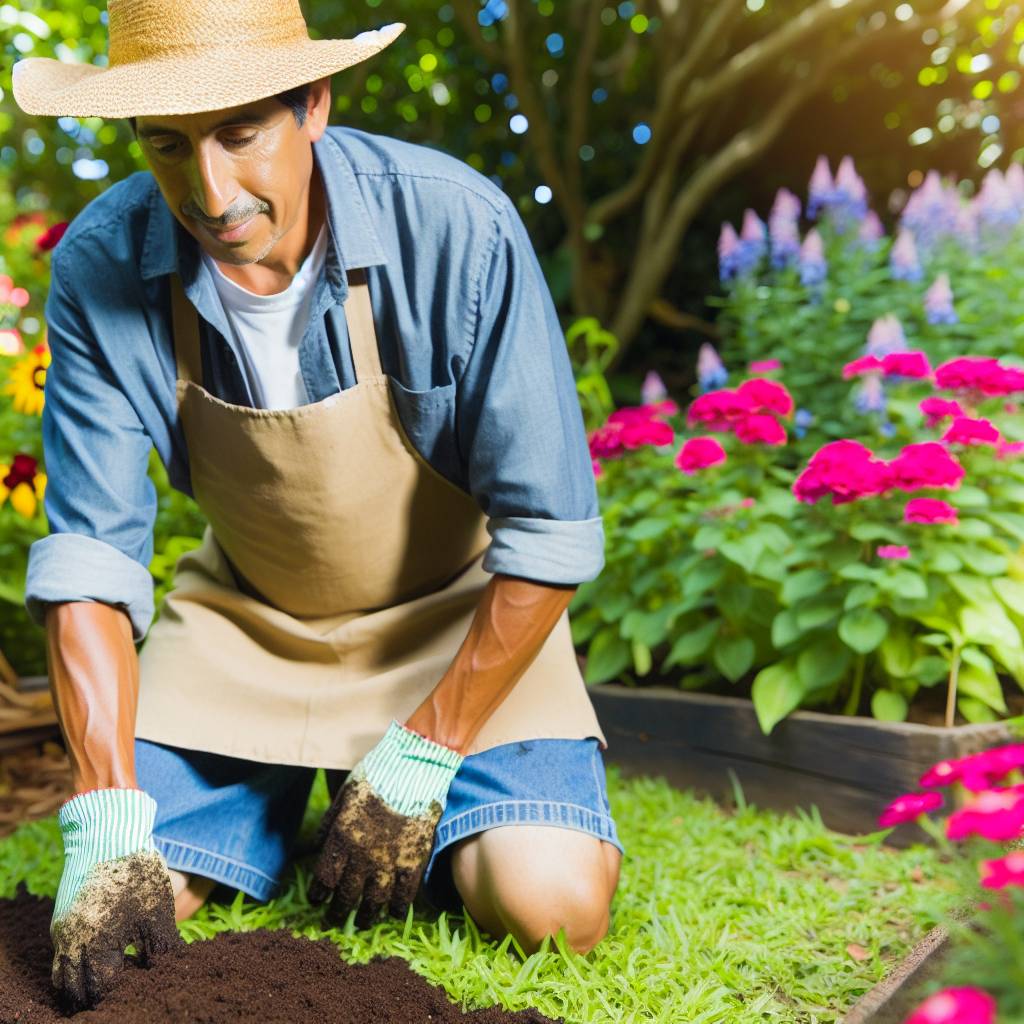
[
  {"left": 54, "top": 788, "right": 158, "bottom": 921},
  {"left": 354, "top": 720, "right": 465, "bottom": 817}
]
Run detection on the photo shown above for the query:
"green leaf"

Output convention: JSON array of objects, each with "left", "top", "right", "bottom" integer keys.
[
  {"left": 632, "top": 639, "right": 652, "bottom": 677},
  {"left": 838, "top": 608, "right": 889, "bottom": 654},
  {"left": 955, "top": 485, "right": 990, "bottom": 510},
  {"left": 871, "top": 690, "right": 909, "bottom": 722},
  {"left": 693, "top": 525, "right": 725, "bottom": 551},
  {"left": 598, "top": 590, "right": 633, "bottom": 623},
  {"left": 583, "top": 629, "right": 631, "bottom": 684},
  {"left": 911, "top": 655, "right": 949, "bottom": 687},
  {"left": 961, "top": 605, "right": 1021, "bottom": 650},
  {"left": 843, "top": 583, "right": 876, "bottom": 611},
  {"left": 621, "top": 606, "right": 675, "bottom": 647},
  {"left": 881, "top": 570, "right": 928, "bottom": 601},
  {"left": 751, "top": 661, "right": 805, "bottom": 735},
  {"left": 958, "top": 696, "right": 999, "bottom": 724},
  {"left": 849, "top": 522, "right": 903, "bottom": 543},
  {"left": 718, "top": 582, "right": 754, "bottom": 625},
  {"left": 713, "top": 635, "right": 756, "bottom": 683},
  {"left": 771, "top": 608, "right": 804, "bottom": 649},
  {"left": 948, "top": 573, "right": 993, "bottom": 607},
  {"left": 994, "top": 578, "right": 1024, "bottom": 617},
  {"left": 797, "top": 636, "right": 852, "bottom": 689},
  {"left": 626, "top": 517, "right": 675, "bottom": 542},
  {"left": 682, "top": 558, "right": 724, "bottom": 600},
  {"left": 957, "top": 545, "right": 1009, "bottom": 577},
  {"left": 958, "top": 659, "right": 1008, "bottom": 713},
  {"left": 781, "top": 569, "right": 830, "bottom": 606},
  {"left": 795, "top": 595, "right": 844, "bottom": 631},
  {"left": 838, "top": 563, "right": 881, "bottom": 582},
  {"left": 925, "top": 547, "right": 962, "bottom": 574},
  {"left": 664, "top": 619, "right": 721, "bottom": 668},
  {"left": 879, "top": 627, "right": 916, "bottom": 678}
]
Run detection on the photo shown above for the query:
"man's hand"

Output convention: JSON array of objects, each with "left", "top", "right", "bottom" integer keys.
[
  {"left": 50, "top": 788, "right": 181, "bottom": 1010},
  {"left": 309, "top": 720, "right": 464, "bottom": 929}
]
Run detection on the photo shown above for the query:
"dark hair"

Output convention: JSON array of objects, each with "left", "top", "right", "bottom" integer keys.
[{"left": 128, "top": 81, "right": 313, "bottom": 138}]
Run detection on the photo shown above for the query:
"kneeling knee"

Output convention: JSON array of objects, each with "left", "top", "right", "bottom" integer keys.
[{"left": 502, "top": 877, "right": 612, "bottom": 955}]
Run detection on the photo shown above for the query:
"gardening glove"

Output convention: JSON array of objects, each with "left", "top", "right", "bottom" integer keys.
[
  {"left": 50, "top": 787, "right": 181, "bottom": 1010},
  {"left": 309, "top": 719, "right": 464, "bottom": 929}
]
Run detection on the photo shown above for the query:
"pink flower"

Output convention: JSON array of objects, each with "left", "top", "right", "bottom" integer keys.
[
  {"left": 843, "top": 355, "right": 883, "bottom": 379},
  {"left": 920, "top": 755, "right": 1000, "bottom": 793},
  {"left": 608, "top": 401, "right": 679, "bottom": 425},
  {"left": 919, "top": 397, "right": 964, "bottom": 427},
  {"left": 749, "top": 359, "right": 782, "bottom": 373},
  {"left": 887, "top": 442, "right": 965, "bottom": 492},
  {"left": 687, "top": 389, "right": 756, "bottom": 431},
  {"left": 941, "top": 416, "right": 1000, "bottom": 447},
  {"left": 980, "top": 850, "right": 1024, "bottom": 890},
  {"left": 675, "top": 437, "right": 727, "bottom": 474},
  {"left": 878, "top": 791, "right": 943, "bottom": 827},
  {"left": 996, "top": 439, "right": 1024, "bottom": 459},
  {"left": 736, "top": 378, "right": 794, "bottom": 417},
  {"left": 946, "top": 787, "right": 1024, "bottom": 842},
  {"left": 935, "top": 356, "right": 1024, "bottom": 397},
  {"left": 877, "top": 545, "right": 910, "bottom": 560},
  {"left": 904, "top": 498, "right": 958, "bottom": 525},
  {"left": 881, "top": 351, "right": 932, "bottom": 379},
  {"left": 735, "top": 413, "right": 787, "bottom": 446},
  {"left": 793, "top": 440, "right": 891, "bottom": 505},
  {"left": 590, "top": 401, "right": 680, "bottom": 458},
  {"left": 904, "top": 987, "right": 996, "bottom": 1024},
  {"left": 591, "top": 457, "right": 602, "bottom": 479}
]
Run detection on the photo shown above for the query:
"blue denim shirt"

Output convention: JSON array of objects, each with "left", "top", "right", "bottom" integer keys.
[{"left": 25, "top": 125, "right": 604, "bottom": 643}]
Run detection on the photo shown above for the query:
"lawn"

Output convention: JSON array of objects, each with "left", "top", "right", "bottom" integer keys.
[{"left": 0, "top": 767, "right": 962, "bottom": 1023}]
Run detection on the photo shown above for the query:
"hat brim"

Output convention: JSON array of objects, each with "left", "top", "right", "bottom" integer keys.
[{"left": 11, "top": 24, "right": 406, "bottom": 118}]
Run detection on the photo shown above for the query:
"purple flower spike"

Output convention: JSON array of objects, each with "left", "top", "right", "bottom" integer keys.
[
  {"left": 696, "top": 342, "right": 729, "bottom": 393},
  {"left": 769, "top": 213, "right": 801, "bottom": 269},
  {"left": 737, "top": 208, "right": 767, "bottom": 269},
  {"left": 718, "top": 222, "right": 744, "bottom": 282},
  {"left": 1006, "top": 162, "right": 1024, "bottom": 213},
  {"left": 857, "top": 210, "right": 885, "bottom": 249},
  {"left": 854, "top": 374, "right": 887, "bottom": 415},
  {"left": 807, "top": 155, "right": 834, "bottom": 219},
  {"left": 830, "top": 156, "right": 869, "bottom": 229},
  {"left": 771, "top": 187, "right": 802, "bottom": 222},
  {"left": 866, "top": 314, "right": 908, "bottom": 356},
  {"left": 974, "top": 168, "right": 1020, "bottom": 238},
  {"left": 641, "top": 370, "right": 668, "bottom": 405},
  {"left": 924, "top": 272, "right": 957, "bottom": 326},
  {"left": 900, "top": 170, "right": 962, "bottom": 251},
  {"left": 890, "top": 227, "right": 923, "bottom": 282},
  {"left": 799, "top": 227, "right": 827, "bottom": 287}
]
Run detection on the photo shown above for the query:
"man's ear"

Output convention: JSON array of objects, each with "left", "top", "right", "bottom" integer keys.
[{"left": 306, "top": 76, "right": 332, "bottom": 142}]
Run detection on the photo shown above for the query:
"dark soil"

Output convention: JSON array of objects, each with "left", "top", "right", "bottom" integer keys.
[{"left": 0, "top": 889, "right": 560, "bottom": 1024}]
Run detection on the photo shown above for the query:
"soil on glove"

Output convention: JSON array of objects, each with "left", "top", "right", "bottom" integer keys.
[{"left": 0, "top": 888, "right": 560, "bottom": 1024}]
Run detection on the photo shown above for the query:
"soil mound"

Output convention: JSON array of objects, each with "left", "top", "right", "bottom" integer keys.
[{"left": 0, "top": 888, "right": 559, "bottom": 1023}]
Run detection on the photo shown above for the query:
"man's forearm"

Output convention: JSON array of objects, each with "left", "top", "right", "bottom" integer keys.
[
  {"left": 44, "top": 601, "right": 140, "bottom": 793},
  {"left": 404, "top": 573, "right": 576, "bottom": 754}
]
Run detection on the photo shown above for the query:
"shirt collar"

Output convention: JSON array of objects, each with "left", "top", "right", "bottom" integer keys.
[{"left": 140, "top": 127, "right": 387, "bottom": 305}]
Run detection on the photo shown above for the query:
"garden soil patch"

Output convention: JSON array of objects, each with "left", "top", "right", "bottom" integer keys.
[{"left": 0, "top": 888, "right": 560, "bottom": 1024}]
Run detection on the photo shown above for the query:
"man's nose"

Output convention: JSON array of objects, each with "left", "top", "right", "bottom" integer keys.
[{"left": 185, "top": 143, "right": 239, "bottom": 224}]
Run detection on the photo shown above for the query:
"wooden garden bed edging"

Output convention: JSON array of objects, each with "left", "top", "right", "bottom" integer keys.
[{"left": 588, "top": 683, "right": 1013, "bottom": 845}]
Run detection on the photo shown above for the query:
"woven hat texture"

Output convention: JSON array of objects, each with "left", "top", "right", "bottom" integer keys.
[{"left": 11, "top": 0, "right": 405, "bottom": 118}]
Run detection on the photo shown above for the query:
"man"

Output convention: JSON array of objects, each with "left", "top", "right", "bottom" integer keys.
[{"left": 12, "top": 0, "right": 623, "bottom": 1010}]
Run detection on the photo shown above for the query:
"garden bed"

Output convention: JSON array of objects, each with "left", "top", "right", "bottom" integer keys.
[
  {"left": 0, "top": 886, "right": 556, "bottom": 1024},
  {"left": 589, "top": 681, "right": 1015, "bottom": 845}
]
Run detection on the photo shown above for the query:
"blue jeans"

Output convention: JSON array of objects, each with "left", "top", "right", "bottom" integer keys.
[{"left": 135, "top": 736, "right": 624, "bottom": 912}]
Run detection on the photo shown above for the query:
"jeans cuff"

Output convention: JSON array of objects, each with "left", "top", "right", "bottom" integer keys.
[{"left": 154, "top": 834, "right": 280, "bottom": 902}]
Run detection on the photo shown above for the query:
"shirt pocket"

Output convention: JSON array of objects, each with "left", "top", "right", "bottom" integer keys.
[{"left": 386, "top": 376, "right": 466, "bottom": 494}]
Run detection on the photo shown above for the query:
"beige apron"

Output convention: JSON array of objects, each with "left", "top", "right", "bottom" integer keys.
[{"left": 134, "top": 264, "right": 606, "bottom": 769}]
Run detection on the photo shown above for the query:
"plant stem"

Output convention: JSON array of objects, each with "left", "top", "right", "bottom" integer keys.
[
  {"left": 843, "top": 655, "right": 866, "bottom": 716},
  {"left": 945, "top": 646, "right": 962, "bottom": 729}
]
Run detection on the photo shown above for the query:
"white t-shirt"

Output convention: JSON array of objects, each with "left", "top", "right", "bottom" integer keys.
[{"left": 200, "top": 222, "right": 328, "bottom": 410}]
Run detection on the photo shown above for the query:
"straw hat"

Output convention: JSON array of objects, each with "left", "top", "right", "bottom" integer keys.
[{"left": 11, "top": 0, "right": 405, "bottom": 118}]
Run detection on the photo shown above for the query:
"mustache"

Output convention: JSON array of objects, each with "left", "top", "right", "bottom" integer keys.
[{"left": 186, "top": 204, "right": 267, "bottom": 228}]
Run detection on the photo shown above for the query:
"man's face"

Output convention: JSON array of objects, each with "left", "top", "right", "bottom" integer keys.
[{"left": 135, "top": 80, "right": 329, "bottom": 267}]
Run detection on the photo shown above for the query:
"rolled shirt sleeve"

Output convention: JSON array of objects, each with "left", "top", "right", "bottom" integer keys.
[
  {"left": 456, "top": 197, "right": 605, "bottom": 586},
  {"left": 24, "top": 247, "right": 158, "bottom": 643}
]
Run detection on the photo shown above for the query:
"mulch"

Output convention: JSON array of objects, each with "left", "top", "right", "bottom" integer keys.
[{"left": 0, "top": 888, "right": 560, "bottom": 1024}]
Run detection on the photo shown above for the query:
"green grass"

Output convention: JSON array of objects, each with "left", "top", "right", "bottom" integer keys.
[{"left": 0, "top": 768, "right": 962, "bottom": 1023}]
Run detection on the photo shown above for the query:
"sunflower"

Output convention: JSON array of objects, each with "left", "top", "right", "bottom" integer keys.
[
  {"left": 4, "top": 342, "right": 49, "bottom": 416},
  {"left": 0, "top": 454, "right": 46, "bottom": 519}
]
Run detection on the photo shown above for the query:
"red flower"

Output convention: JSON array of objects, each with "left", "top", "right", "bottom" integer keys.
[
  {"left": 904, "top": 498, "right": 958, "bottom": 525},
  {"left": 793, "top": 440, "right": 891, "bottom": 505},
  {"left": 919, "top": 397, "right": 964, "bottom": 427},
  {"left": 946, "top": 786, "right": 1024, "bottom": 842},
  {"left": 34, "top": 221, "right": 69, "bottom": 253},
  {"left": 881, "top": 350, "right": 932, "bottom": 379},
  {"left": 878, "top": 790, "right": 943, "bottom": 827},
  {"left": 904, "top": 987, "right": 996, "bottom": 1024},
  {"left": 941, "top": 416, "right": 1000, "bottom": 447},
  {"left": 935, "top": 356, "right": 1024, "bottom": 397},
  {"left": 735, "top": 413, "right": 787, "bottom": 446},
  {"left": 887, "top": 442, "right": 964, "bottom": 492},
  {"left": 980, "top": 850, "right": 1024, "bottom": 890},
  {"left": 3, "top": 453, "right": 38, "bottom": 491},
  {"left": 686, "top": 389, "right": 756, "bottom": 431},
  {"left": 842, "top": 354, "right": 884, "bottom": 379},
  {"left": 736, "top": 378, "right": 794, "bottom": 417},
  {"left": 877, "top": 545, "right": 910, "bottom": 560},
  {"left": 589, "top": 402, "right": 678, "bottom": 458},
  {"left": 675, "top": 437, "right": 727, "bottom": 474}
]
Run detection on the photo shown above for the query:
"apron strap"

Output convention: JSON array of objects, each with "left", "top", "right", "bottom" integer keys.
[
  {"left": 169, "top": 271, "right": 202, "bottom": 387},
  {"left": 343, "top": 267, "right": 383, "bottom": 383}
]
